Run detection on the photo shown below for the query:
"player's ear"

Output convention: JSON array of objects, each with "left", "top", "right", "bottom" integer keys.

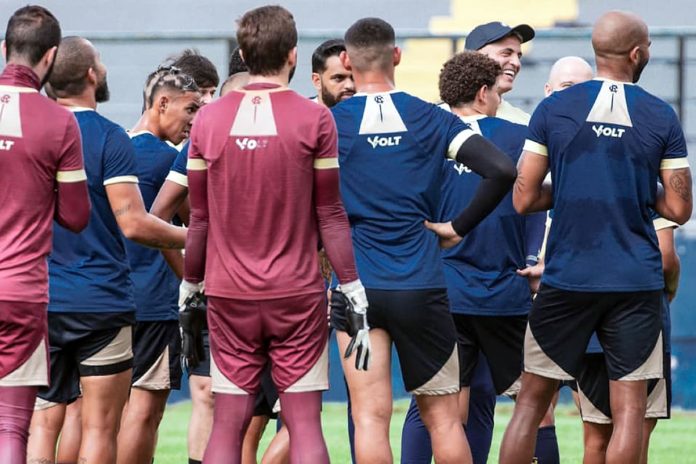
[
  {"left": 288, "top": 46, "right": 298, "bottom": 69},
  {"left": 86, "top": 67, "right": 98, "bottom": 86},
  {"left": 158, "top": 94, "right": 169, "bottom": 113},
  {"left": 1, "top": 40, "right": 6, "bottom": 62},
  {"left": 311, "top": 72, "right": 321, "bottom": 92},
  {"left": 42, "top": 46, "right": 57, "bottom": 69},
  {"left": 393, "top": 46, "right": 402, "bottom": 66},
  {"left": 628, "top": 45, "right": 641, "bottom": 66},
  {"left": 339, "top": 50, "right": 351, "bottom": 72},
  {"left": 476, "top": 84, "right": 488, "bottom": 105},
  {"left": 543, "top": 82, "right": 553, "bottom": 97}
]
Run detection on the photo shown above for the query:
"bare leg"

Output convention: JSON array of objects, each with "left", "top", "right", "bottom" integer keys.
[
  {"left": 116, "top": 388, "right": 170, "bottom": 464},
  {"left": 606, "top": 380, "right": 647, "bottom": 464},
  {"left": 583, "top": 422, "right": 612, "bottom": 464},
  {"left": 261, "top": 424, "right": 289, "bottom": 464},
  {"left": 27, "top": 402, "right": 66, "bottom": 464},
  {"left": 56, "top": 398, "right": 82, "bottom": 464},
  {"left": 417, "top": 393, "right": 471, "bottom": 464},
  {"left": 78, "top": 370, "right": 131, "bottom": 464},
  {"left": 499, "top": 372, "right": 559, "bottom": 464},
  {"left": 640, "top": 418, "right": 657, "bottom": 464},
  {"left": 337, "top": 329, "right": 393, "bottom": 464},
  {"left": 458, "top": 386, "right": 470, "bottom": 425},
  {"left": 188, "top": 375, "right": 214, "bottom": 463},
  {"left": 241, "top": 415, "right": 268, "bottom": 464}
]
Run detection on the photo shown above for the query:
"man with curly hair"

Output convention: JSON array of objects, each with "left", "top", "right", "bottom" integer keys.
[{"left": 400, "top": 51, "right": 552, "bottom": 464}]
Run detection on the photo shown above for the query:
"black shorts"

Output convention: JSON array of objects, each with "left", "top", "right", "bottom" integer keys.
[
  {"left": 37, "top": 312, "right": 134, "bottom": 408},
  {"left": 187, "top": 329, "right": 211, "bottom": 378},
  {"left": 132, "top": 320, "right": 182, "bottom": 391},
  {"left": 254, "top": 363, "right": 280, "bottom": 418},
  {"left": 331, "top": 288, "right": 458, "bottom": 395},
  {"left": 453, "top": 314, "right": 526, "bottom": 395},
  {"left": 525, "top": 285, "right": 663, "bottom": 381},
  {"left": 576, "top": 352, "right": 671, "bottom": 424}
]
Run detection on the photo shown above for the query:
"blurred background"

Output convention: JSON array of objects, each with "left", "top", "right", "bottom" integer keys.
[{"left": 1, "top": 0, "right": 695, "bottom": 409}]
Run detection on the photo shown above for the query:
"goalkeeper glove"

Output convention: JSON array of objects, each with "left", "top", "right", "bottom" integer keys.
[
  {"left": 337, "top": 279, "right": 371, "bottom": 371},
  {"left": 179, "top": 289, "right": 207, "bottom": 369}
]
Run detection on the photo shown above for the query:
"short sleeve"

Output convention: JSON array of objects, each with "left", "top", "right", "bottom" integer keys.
[
  {"left": 410, "top": 102, "right": 474, "bottom": 160},
  {"left": 187, "top": 116, "right": 207, "bottom": 172},
  {"left": 314, "top": 106, "right": 339, "bottom": 170},
  {"left": 523, "top": 100, "right": 550, "bottom": 156},
  {"left": 660, "top": 109, "right": 689, "bottom": 170},
  {"left": 102, "top": 126, "right": 139, "bottom": 186},
  {"left": 56, "top": 116, "right": 87, "bottom": 183},
  {"left": 166, "top": 142, "right": 189, "bottom": 186},
  {"left": 650, "top": 208, "right": 678, "bottom": 231}
]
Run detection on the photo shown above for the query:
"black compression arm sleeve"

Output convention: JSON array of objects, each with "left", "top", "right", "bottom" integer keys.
[{"left": 451, "top": 134, "right": 517, "bottom": 236}]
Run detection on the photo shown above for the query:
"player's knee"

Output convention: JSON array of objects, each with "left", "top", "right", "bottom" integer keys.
[{"left": 353, "top": 401, "right": 392, "bottom": 429}]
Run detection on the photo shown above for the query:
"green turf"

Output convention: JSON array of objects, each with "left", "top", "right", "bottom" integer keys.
[{"left": 155, "top": 400, "right": 696, "bottom": 463}]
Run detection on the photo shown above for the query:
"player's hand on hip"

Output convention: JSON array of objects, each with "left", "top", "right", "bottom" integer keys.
[
  {"left": 517, "top": 263, "right": 544, "bottom": 294},
  {"left": 337, "top": 279, "right": 371, "bottom": 371},
  {"left": 424, "top": 220, "right": 462, "bottom": 249}
]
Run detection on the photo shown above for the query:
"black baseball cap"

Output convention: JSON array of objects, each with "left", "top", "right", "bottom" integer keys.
[{"left": 464, "top": 21, "right": 535, "bottom": 51}]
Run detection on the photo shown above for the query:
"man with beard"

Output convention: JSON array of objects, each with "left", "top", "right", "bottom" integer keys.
[
  {"left": 26, "top": 37, "right": 186, "bottom": 464},
  {"left": 0, "top": 7, "right": 90, "bottom": 464},
  {"left": 501, "top": 11, "right": 692, "bottom": 463},
  {"left": 311, "top": 39, "right": 355, "bottom": 107},
  {"left": 115, "top": 65, "right": 200, "bottom": 464}
]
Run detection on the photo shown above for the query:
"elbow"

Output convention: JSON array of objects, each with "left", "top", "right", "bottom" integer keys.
[
  {"left": 513, "top": 193, "right": 531, "bottom": 215},
  {"left": 119, "top": 218, "right": 141, "bottom": 241}
]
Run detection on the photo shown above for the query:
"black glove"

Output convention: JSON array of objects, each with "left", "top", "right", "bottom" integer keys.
[
  {"left": 179, "top": 291, "right": 207, "bottom": 369},
  {"left": 332, "top": 284, "right": 371, "bottom": 371}
]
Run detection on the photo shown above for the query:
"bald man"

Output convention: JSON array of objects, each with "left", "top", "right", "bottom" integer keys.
[
  {"left": 544, "top": 56, "right": 594, "bottom": 96},
  {"left": 500, "top": 11, "right": 692, "bottom": 464}
]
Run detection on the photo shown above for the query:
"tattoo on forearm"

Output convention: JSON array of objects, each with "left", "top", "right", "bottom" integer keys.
[
  {"left": 113, "top": 203, "right": 132, "bottom": 217},
  {"left": 669, "top": 169, "right": 693, "bottom": 203},
  {"left": 28, "top": 459, "right": 53, "bottom": 464},
  {"left": 141, "top": 239, "right": 182, "bottom": 249}
]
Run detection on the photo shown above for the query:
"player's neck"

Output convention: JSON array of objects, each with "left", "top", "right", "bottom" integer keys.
[
  {"left": 352, "top": 70, "right": 395, "bottom": 94},
  {"left": 131, "top": 112, "right": 161, "bottom": 139},
  {"left": 596, "top": 63, "right": 634, "bottom": 83},
  {"left": 247, "top": 74, "right": 288, "bottom": 87},
  {"left": 56, "top": 92, "right": 97, "bottom": 111},
  {"left": 452, "top": 103, "right": 487, "bottom": 118}
]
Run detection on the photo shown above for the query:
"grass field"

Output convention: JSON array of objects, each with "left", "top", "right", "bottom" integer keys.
[{"left": 155, "top": 400, "right": 696, "bottom": 463}]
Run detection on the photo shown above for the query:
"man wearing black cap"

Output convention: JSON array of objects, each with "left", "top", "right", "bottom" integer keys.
[{"left": 465, "top": 21, "right": 534, "bottom": 125}]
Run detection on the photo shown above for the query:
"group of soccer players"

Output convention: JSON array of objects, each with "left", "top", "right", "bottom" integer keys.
[{"left": 0, "top": 4, "right": 692, "bottom": 464}]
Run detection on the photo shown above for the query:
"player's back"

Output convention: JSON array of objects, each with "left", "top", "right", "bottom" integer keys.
[
  {"left": 0, "top": 65, "right": 83, "bottom": 303},
  {"left": 49, "top": 109, "right": 137, "bottom": 313},
  {"left": 189, "top": 83, "right": 331, "bottom": 299},
  {"left": 439, "top": 116, "right": 530, "bottom": 314},
  {"left": 530, "top": 78, "right": 689, "bottom": 291},
  {"left": 126, "top": 132, "right": 180, "bottom": 320},
  {"left": 332, "top": 91, "right": 469, "bottom": 290}
]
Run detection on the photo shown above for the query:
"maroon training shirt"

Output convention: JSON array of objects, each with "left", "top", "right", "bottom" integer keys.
[
  {"left": 0, "top": 64, "right": 89, "bottom": 304},
  {"left": 185, "top": 82, "right": 358, "bottom": 299}
]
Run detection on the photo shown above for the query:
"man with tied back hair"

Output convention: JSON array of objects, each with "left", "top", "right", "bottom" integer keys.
[
  {"left": 27, "top": 36, "right": 187, "bottom": 464},
  {"left": 180, "top": 6, "right": 367, "bottom": 463},
  {"left": 501, "top": 11, "right": 692, "bottom": 464},
  {"left": 330, "top": 17, "right": 516, "bottom": 464},
  {"left": 0, "top": 6, "right": 90, "bottom": 464}
]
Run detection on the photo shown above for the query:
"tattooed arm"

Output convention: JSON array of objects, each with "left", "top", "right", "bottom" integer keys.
[
  {"left": 106, "top": 182, "right": 187, "bottom": 249},
  {"left": 512, "top": 151, "right": 552, "bottom": 214},
  {"left": 657, "top": 167, "right": 693, "bottom": 225}
]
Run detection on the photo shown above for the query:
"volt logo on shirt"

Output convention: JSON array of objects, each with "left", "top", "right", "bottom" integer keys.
[
  {"left": 235, "top": 137, "right": 268, "bottom": 150},
  {"left": 367, "top": 135, "right": 402, "bottom": 149},
  {"left": 0, "top": 139, "right": 15, "bottom": 150},
  {"left": 592, "top": 124, "right": 626, "bottom": 138},
  {"left": 453, "top": 163, "right": 472, "bottom": 175}
]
